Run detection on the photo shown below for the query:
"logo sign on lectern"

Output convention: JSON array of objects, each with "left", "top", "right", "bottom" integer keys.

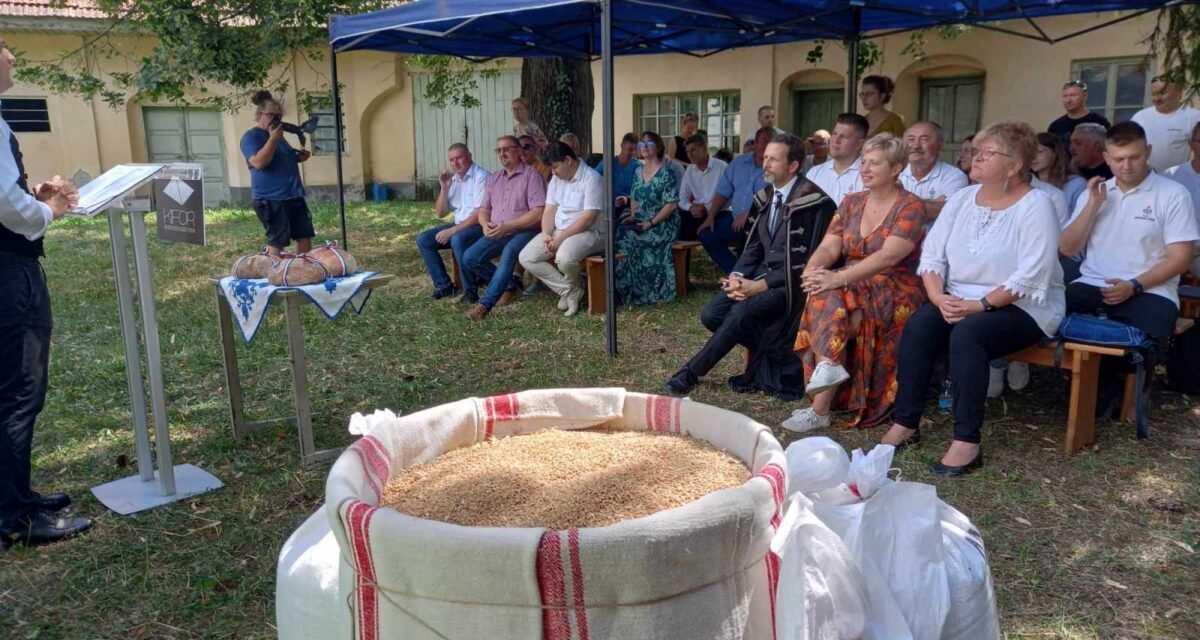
[{"left": 154, "top": 164, "right": 205, "bottom": 246}]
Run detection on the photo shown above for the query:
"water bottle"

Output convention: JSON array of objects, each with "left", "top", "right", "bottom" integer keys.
[{"left": 937, "top": 376, "right": 953, "bottom": 412}]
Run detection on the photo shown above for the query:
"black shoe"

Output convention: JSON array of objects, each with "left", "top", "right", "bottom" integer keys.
[
  {"left": 430, "top": 286, "right": 460, "bottom": 301},
  {"left": 893, "top": 432, "right": 921, "bottom": 452},
  {"left": 457, "top": 289, "right": 479, "bottom": 305},
  {"left": 663, "top": 368, "right": 698, "bottom": 396},
  {"left": 1, "top": 511, "right": 94, "bottom": 549},
  {"left": 38, "top": 492, "right": 71, "bottom": 512},
  {"left": 932, "top": 448, "right": 984, "bottom": 477}
]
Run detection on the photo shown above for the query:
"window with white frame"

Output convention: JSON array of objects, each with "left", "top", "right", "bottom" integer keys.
[
  {"left": 1070, "top": 57, "right": 1153, "bottom": 124},
  {"left": 635, "top": 91, "right": 741, "bottom": 153}
]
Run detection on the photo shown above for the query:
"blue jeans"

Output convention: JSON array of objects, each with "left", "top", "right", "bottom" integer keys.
[
  {"left": 698, "top": 210, "right": 740, "bottom": 275},
  {"left": 463, "top": 229, "right": 539, "bottom": 308},
  {"left": 415, "top": 223, "right": 483, "bottom": 293}
]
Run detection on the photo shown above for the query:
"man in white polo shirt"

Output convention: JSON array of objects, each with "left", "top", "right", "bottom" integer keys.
[
  {"left": 415, "top": 143, "right": 491, "bottom": 301},
  {"left": 1132, "top": 77, "right": 1200, "bottom": 173},
  {"left": 1163, "top": 121, "right": 1200, "bottom": 277},
  {"left": 899, "top": 120, "right": 968, "bottom": 220},
  {"left": 805, "top": 113, "right": 866, "bottom": 207},
  {"left": 1060, "top": 121, "right": 1199, "bottom": 414},
  {"left": 678, "top": 133, "right": 727, "bottom": 241},
  {"left": 519, "top": 141, "right": 604, "bottom": 316}
]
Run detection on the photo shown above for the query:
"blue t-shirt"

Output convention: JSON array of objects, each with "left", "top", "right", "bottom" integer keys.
[
  {"left": 240, "top": 128, "right": 305, "bottom": 201},
  {"left": 597, "top": 155, "right": 642, "bottom": 199}
]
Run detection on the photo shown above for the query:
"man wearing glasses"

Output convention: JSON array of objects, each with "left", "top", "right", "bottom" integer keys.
[
  {"left": 1133, "top": 76, "right": 1200, "bottom": 173},
  {"left": 519, "top": 135, "right": 551, "bottom": 182},
  {"left": 1048, "top": 80, "right": 1110, "bottom": 153},
  {"left": 462, "top": 136, "right": 546, "bottom": 320}
]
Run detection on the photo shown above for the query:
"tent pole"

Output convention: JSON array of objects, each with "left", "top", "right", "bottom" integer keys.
[
  {"left": 845, "top": 6, "right": 862, "bottom": 113},
  {"left": 331, "top": 45, "right": 349, "bottom": 249},
  {"left": 601, "top": 0, "right": 617, "bottom": 358}
]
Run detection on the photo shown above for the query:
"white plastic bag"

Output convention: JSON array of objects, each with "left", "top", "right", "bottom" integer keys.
[
  {"left": 773, "top": 492, "right": 869, "bottom": 640},
  {"left": 845, "top": 445, "right": 894, "bottom": 499},
  {"left": 784, "top": 436, "right": 850, "bottom": 495},
  {"left": 939, "top": 503, "right": 1001, "bottom": 640}
]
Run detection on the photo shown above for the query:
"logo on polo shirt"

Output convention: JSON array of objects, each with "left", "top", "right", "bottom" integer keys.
[{"left": 1135, "top": 205, "right": 1155, "bottom": 221}]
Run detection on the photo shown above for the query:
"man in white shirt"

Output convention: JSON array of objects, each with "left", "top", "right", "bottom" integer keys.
[
  {"left": 0, "top": 34, "right": 94, "bottom": 549},
  {"left": 805, "top": 113, "right": 867, "bottom": 207},
  {"left": 1163, "top": 121, "right": 1200, "bottom": 277},
  {"left": 899, "top": 120, "right": 969, "bottom": 220},
  {"left": 518, "top": 142, "right": 604, "bottom": 316},
  {"left": 1060, "top": 121, "right": 1199, "bottom": 415},
  {"left": 678, "top": 134, "right": 728, "bottom": 241},
  {"left": 1132, "top": 77, "right": 1200, "bottom": 173},
  {"left": 415, "top": 143, "right": 491, "bottom": 301}
]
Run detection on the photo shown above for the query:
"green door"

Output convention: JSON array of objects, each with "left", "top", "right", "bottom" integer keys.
[
  {"left": 144, "top": 107, "right": 230, "bottom": 208},
  {"left": 791, "top": 88, "right": 844, "bottom": 140}
]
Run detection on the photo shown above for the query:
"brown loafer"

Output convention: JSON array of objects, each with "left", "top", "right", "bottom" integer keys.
[{"left": 465, "top": 303, "right": 490, "bottom": 320}]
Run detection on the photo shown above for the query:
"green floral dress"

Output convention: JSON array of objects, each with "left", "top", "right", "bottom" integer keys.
[{"left": 616, "top": 164, "right": 680, "bottom": 305}]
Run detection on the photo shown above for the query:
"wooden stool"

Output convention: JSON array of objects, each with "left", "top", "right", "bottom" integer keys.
[
  {"left": 584, "top": 253, "right": 626, "bottom": 315},
  {"left": 671, "top": 240, "right": 702, "bottom": 296}
]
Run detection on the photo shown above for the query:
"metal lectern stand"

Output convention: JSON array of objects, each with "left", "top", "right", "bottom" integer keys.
[{"left": 90, "top": 198, "right": 222, "bottom": 515}]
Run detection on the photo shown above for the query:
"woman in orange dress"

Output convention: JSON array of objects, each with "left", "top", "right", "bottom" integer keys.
[{"left": 785, "top": 133, "right": 927, "bottom": 432}]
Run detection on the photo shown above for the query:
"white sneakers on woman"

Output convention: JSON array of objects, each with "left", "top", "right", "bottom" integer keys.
[
  {"left": 805, "top": 361, "right": 850, "bottom": 396},
  {"left": 987, "top": 361, "right": 1030, "bottom": 398},
  {"left": 781, "top": 407, "right": 831, "bottom": 433}
]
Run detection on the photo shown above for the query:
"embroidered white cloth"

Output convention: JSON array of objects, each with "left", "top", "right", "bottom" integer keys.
[{"left": 218, "top": 271, "right": 378, "bottom": 343}]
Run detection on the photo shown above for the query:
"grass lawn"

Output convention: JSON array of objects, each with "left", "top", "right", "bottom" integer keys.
[{"left": 1, "top": 200, "right": 1197, "bottom": 639}]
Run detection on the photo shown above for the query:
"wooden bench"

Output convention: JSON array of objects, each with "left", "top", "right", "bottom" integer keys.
[
  {"left": 582, "top": 241, "right": 704, "bottom": 316},
  {"left": 449, "top": 254, "right": 524, "bottom": 290},
  {"left": 1005, "top": 341, "right": 1137, "bottom": 453}
]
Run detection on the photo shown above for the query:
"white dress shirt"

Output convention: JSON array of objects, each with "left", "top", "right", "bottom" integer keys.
[
  {"left": 678, "top": 157, "right": 728, "bottom": 211},
  {"left": 448, "top": 162, "right": 491, "bottom": 224},
  {"left": 806, "top": 156, "right": 864, "bottom": 207},
  {"left": 1070, "top": 171, "right": 1199, "bottom": 305},
  {"left": 0, "top": 109, "right": 52, "bottom": 241},
  {"left": 919, "top": 185, "right": 1066, "bottom": 335},
  {"left": 899, "top": 160, "right": 969, "bottom": 202},
  {"left": 546, "top": 162, "right": 604, "bottom": 231}
]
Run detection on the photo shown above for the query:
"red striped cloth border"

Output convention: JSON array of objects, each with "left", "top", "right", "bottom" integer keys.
[
  {"left": 482, "top": 392, "right": 521, "bottom": 439},
  {"left": 346, "top": 500, "right": 380, "bottom": 640},
  {"left": 643, "top": 394, "right": 682, "bottom": 434},
  {"left": 537, "top": 529, "right": 589, "bottom": 640},
  {"left": 349, "top": 435, "right": 391, "bottom": 501},
  {"left": 755, "top": 462, "right": 786, "bottom": 640}
]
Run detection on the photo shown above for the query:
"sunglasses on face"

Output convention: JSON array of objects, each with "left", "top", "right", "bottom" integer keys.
[
  {"left": 520, "top": 143, "right": 536, "bottom": 150},
  {"left": 637, "top": 141, "right": 655, "bottom": 148}
]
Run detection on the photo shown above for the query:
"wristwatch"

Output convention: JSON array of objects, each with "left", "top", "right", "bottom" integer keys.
[
  {"left": 979, "top": 296, "right": 996, "bottom": 312},
  {"left": 1130, "top": 278, "right": 1144, "bottom": 296}
]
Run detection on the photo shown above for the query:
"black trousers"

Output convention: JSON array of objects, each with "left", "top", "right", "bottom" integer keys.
[
  {"left": 893, "top": 303, "right": 1044, "bottom": 444},
  {"left": 686, "top": 288, "right": 789, "bottom": 377},
  {"left": 1065, "top": 282, "right": 1179, "bottom": 409},
  {"left": 0, "top": 254, "right": 52, "bottom": 528}
]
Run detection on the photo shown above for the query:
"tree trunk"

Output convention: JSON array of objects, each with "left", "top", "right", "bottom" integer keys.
[{"left": 520, "top": 58, "right": 594, "bottom": 156}]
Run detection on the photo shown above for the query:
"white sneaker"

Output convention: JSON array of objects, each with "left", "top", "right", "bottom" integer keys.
[
  {"left": 781, "top": 407, "right": 831, "bottom": 433},
  {"left": 563, "top": 287, "right": 584, "bottom": 317},
  {"left": 805, "top": 361, "right": 850, "bottom": 396},
  {"left": 557, "top": 293, "right": 569, "bottom": 311},
  {"left": 1007, "top": 361, "right": 1030, "bottom": 391},
  {"left": 987, "top": 364, "right": 1005, "bottom": 398}
]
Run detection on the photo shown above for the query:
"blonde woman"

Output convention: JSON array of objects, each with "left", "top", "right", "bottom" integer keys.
[
  {"left": 511, "top": 97, "right": 549, "bottom": 149},
  {"left": 667, "top": 112, "right": 700, "bottom": 164}
]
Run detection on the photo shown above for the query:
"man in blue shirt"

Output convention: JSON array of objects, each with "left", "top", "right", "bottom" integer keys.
[
  {"left": 240, "top": 90, "right": 313, "bottom": 257},
  {"left": 596, "top": 133, "right": 642, "bottom": 227},
  {"left": 697, "top": 127, "right": 772, "bottom": 274}
]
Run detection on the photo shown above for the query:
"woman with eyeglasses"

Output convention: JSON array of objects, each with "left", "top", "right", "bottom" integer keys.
[
  {"left": 879, "top": 121, "right": 1065, "bottom": 476},
  {"left": 240, "top": 89, "right": 314, "bottom": 258},
  {"left": 615, "top": 132, "right": 680, "bottom": 305},
  {"left": 860, "top": 75, "right": 906, "bottom": 139}
]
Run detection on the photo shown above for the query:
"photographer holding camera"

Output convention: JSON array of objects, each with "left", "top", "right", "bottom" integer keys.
[{"left": 241, "top": 90, "right": 313, "bottom": 257}]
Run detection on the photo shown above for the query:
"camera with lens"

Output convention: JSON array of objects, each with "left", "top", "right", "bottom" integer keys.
[{"left": 270, "top": 114, "right": 321, "bottom": 147}]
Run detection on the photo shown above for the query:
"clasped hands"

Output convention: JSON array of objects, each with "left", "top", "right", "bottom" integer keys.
[
  {"left": 34, "top": 175, "right": 79, "bottom": 219},
  {"left": 801, "top": 268, "right": 847, "bottom": 295},
  {"left": 721, "top": 274, "right": 766, "bottom": 301},
  {"left": 933, "top": 293, "right": 984, "bottom": 324}
]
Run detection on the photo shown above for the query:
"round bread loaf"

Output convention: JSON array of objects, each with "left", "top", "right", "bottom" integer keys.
[
  {"left": 231, "top": 252, "right": 280, "bottom": 279},
  {"left": 269, "top": 256, "right": 330, "bottom": 286},
  {"left": 307, "top": 242, "right": 358, "bottom": 277}
]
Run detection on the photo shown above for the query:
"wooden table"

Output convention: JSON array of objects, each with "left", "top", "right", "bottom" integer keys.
[{"left": 213, "top": 274, "right": 394, "bottom": 468}]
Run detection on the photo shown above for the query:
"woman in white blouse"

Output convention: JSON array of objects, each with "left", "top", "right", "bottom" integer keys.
[{"left": 879, "top": 121, "right": 1066, "bottom": 476}]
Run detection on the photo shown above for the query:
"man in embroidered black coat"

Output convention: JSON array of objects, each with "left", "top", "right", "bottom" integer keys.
[{"left": 665, "top": 134, "right": 837, "bottom": 400}]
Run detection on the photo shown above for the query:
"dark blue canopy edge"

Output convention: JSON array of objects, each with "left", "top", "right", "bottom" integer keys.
[{"left": 329, "top": 0, "right": 1185, "bottom": 59}]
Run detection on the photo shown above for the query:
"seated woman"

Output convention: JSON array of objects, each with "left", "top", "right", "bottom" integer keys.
[
  {"left": 880, "top": 121, "right": 1066, "bottom": 476},
  {"left": 616, "top": 131, "right": 680, "bottom": 305},
  {"left": 786, "top": 134, "right": 927, "bottom": 433}
]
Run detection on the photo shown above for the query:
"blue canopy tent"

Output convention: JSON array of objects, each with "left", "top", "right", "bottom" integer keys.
[{"left": 328, "top": 0, "right": 1186, "bottom": 358}]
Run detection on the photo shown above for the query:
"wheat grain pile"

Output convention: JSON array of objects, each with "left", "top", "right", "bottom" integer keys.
[{"left": 380, "top": 428, "right": 750, "bottom": 529}]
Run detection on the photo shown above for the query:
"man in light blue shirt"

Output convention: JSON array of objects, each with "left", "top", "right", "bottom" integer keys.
[{"left": 697, "top": 127, "right": 772, "bottom": 274}]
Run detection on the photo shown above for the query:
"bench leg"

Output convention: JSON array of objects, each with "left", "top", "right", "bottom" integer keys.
[
  {"left": 1119, "top": 373, "right": 1137, "bottom": 423},
  {"left": 450, "top": 254, "right": 462, "bottom": 289},
  {"left": 1064, "top": 351, "right": 1099, "bottom": 453},
  {"left": 672, "top": 247, "right": 688, "bottom": 296},
  {"left": 585, "top": 261, "right": 605, "bottom": 316}
]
